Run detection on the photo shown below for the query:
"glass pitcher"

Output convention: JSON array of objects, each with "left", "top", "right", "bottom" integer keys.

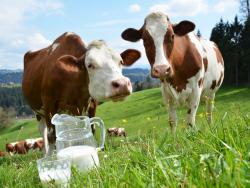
[{"left": 51, "top": 114, "right": 105, "bottom": 151}]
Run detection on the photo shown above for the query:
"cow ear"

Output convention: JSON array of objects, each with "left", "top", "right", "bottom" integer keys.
[
  {"left": 57, "top": 55, "right": 85, "bottom": 71},
  {"left": 121, "top": 28, "right": 142, "bottom": 42},
  {"left": 121, "top": 49, "right": 141, "bottom": 66},
  {"left": 173, "top": 21, "right": 195, "bottom": 36}
]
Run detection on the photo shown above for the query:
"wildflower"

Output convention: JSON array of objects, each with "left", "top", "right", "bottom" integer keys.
[
  {"left": 146, "top": 117, "right": 151, "bottom": 121},
  {"left": 120, "top": 139, "right": 124, "bottom": 142},
  {"left": 104, "top": 154, "right": 108, "bottom": 159},
  {"left": 122, "top": 119, "right": 127, "bottom": 123},
  {"left": 198, "top": 113, "right": 204, "bottom": 118}
]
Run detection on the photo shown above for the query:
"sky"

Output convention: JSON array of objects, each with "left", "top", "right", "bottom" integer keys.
[{"left": 0, "top": 0, "right": 240, "bottom": 70}]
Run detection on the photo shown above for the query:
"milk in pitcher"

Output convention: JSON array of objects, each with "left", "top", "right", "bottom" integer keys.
[{"left": 57, "top": 145, "right": 99, "bottom": 172}]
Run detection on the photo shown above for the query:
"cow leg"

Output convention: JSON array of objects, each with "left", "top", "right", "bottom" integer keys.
[
  {"left": 162, "top": 85, "right": 177, "bottom": 132},
  {"left": 38, "top": 117, "right": 49, "bottom": 154},
  {"left": 206, "top": 93, "right": 215, "bottom": 124},
  {"left": 186, "top": 89, "right": 202, "bottom": 127},
  {"left": 38, "top": 117, "right": 54, "bottom": 156},
  {"left": 168, "top": 101, "right": 177, "bottom": 132}
]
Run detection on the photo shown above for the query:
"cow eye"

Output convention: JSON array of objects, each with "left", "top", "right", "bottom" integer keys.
[
  {"left": 171, "top": 34, "right": 175, "bottom": 40},
  {"left": 87, "top": 63, "right": 95, "bottom": 69}
]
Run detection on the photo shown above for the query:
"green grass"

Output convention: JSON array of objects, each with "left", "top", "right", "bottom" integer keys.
[{"left": 0, "top": 87, "right": 250, "bottom": 187}]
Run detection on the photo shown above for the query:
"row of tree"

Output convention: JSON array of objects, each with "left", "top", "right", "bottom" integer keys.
[
  {"left": 0, "top": 85, "right": 32, "bottom": 116},
  {"left": 0, "top": 107, "right": 15, "bottom": 130},
  {"left": 210, "top": 0, "right": 250, "bottom": 86}
]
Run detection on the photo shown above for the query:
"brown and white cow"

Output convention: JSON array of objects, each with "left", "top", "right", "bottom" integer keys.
[
  {"left": 26, "top": 137, "right": 43, "bottom": 150},
  {"left": 14, "top": 141, "right": 30, "bottom": 154},
  {"left": 0, "top": 151, "right": 6, "bottom": 157},
  {"left": 33, "top": 139, "right": 44, "bottom": 151},
  {"left": 22, "top": 32, "right": 141, "bottom": 155},
  {"left": 122, "top": 12, "right": 224, "bottom": 130},
  {"left": 107, "top": 127, "right": 126, "bottom": 137},
  {"left": 6, "top": 142, "right": 17, "bottom": 155},
  {"left": 6, "top": 141, "right": 30, "bottom": 155}
]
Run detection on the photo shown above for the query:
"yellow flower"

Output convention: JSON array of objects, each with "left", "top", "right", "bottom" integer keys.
[
  {"left": 198, "top": 113, "right": 204, "bottom": 118},
  {"left": 146, "top": 117, "right": 151, "bottom": 121},
  {"left": 122, "top": 119, "right": 127, "bottom": 123}
]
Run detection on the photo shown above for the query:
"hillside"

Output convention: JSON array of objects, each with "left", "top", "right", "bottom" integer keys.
[
  {"left": 0, "top": 68, "right": 149, "bottom": 84},
  {"left": 0, "top": 87, "right": 249, "bottom": 187},
  {"left": 1, "top": 87, "right": 249, "bottom": 149}
]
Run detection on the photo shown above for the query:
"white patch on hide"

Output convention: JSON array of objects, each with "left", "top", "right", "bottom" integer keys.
[
  {"left": 51, "top": 43, "right": 59, "bottom": 52},
  {"left": 145, "top": 12, "right": 170, "bottom": 67}
]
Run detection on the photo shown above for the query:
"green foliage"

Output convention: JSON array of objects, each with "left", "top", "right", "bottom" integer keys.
[{"left": 0, "top": 87, "right": 249, "bottom": 187}]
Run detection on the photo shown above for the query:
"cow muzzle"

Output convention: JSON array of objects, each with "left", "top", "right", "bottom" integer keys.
[
  {"left": 152, "top": 64, "right": 172, "bottom": 78},
  {"left": 111, "top": 77, "right": 132, "bottom": 101}
]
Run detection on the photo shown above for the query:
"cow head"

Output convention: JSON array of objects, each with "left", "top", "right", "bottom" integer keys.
[
  {"left": 121, "top": 12, "right": 195, "bottom": 79},
  {"left": 84, "top": 40, "right": 141, "bottom": 102}
]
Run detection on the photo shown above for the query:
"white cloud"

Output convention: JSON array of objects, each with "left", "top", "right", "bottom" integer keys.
[
  {"left": 10, "top": 33, "right": 51, "bottom": 51},
  {"left": 149, "top": 0, "right": 208, "bottom": 17},
  {"left": 129, "top": 4, "right": 141, "bottom": 13},
  {"left": 213, "top": 0, "right": 238, "bottom": 13},
  {"left": 0, "top": 0, "right": 63, "bottom": 69},
  {"left": 27, "top": 33, "right": 52, "bottom": 51},
  {"left": 0, "top": 0, "right": 63, "bottom": 29}
]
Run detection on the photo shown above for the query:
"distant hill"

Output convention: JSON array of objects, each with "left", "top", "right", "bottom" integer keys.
[
  {"left": 122, "top": 68, "right": 149, "bottom": 82},
  {"left": 0, "top": 69, "right": 22, "bottom": 74},
  {"left": 0, "top": 72, "right": 23, "bottom": 84},
  {"left": 0, "top": 68, "right": 149, "bottom": 84}
]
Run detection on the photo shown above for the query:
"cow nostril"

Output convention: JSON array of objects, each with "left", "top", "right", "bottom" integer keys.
[
  {"left": 112, "top": 81, "right": 120, "bottom": 88},
  {"left": 166, "top": 67, "right": 171, "bottom": 73},
  {"left": 153, "top": 68, "right": 159, "bottom": 74}
]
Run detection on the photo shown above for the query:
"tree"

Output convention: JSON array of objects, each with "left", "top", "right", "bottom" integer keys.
[
  {"left": 0, "top": 107, "right": 15, "bottom": 130},
  {"left": 230, "top": 16, "right": 243, "bottom": 86},
  {"left": 210, "top": 16, "right": 243, "bottom": 86},
  {"left": 197, "top": 29, "right": 201, "bottom": 37},
  {"left": 240, "top": 0, "right": 250, "bottom": 19},
  {"left": 240, "top": 16, "right": 250, "bottom": 86}
]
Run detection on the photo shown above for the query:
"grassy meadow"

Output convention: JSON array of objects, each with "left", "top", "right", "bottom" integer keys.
[{"left": 0, "top": 87, "right": 249, "bottom": 187}]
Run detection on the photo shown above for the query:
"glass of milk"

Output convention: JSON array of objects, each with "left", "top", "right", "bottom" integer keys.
[
  {"left": 56, "top": 128, "right": 100, "bottom": 172},
  {"left": 37, "top": 155, "right": 71, "bottom": 187}
]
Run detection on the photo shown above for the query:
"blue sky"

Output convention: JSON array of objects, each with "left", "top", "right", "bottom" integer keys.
[{"left": 0, "top": 0, "right": 240, "bottom": 69}]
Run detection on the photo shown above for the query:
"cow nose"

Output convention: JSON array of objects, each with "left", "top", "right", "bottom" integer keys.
[
  {"left": 111, "top": 78, "right": 132, "bottom": 94},
  {"left": 152, "top": 65, "right": 171, "bottom": 78}
]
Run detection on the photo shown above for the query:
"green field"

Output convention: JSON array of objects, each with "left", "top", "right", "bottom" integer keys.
[{"left": 0, "top": 87, "right": 250, "bottom": 187}]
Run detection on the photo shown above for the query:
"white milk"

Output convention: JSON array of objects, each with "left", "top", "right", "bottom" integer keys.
[
  {"left": 39, "top": 168, "right": 71, "bottom": 185},
  {"left": 57, "top": 145, "right": 99, "bottom": 172}
]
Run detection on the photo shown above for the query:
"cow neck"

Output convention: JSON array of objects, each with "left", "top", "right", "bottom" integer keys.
[{"left": 164, "top": 34, "right": 201, "bottom": 92}]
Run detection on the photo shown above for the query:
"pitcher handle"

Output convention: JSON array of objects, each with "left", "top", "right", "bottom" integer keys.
[{"left": 89, "top": 117, "right": 105, "bottom": 151}]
